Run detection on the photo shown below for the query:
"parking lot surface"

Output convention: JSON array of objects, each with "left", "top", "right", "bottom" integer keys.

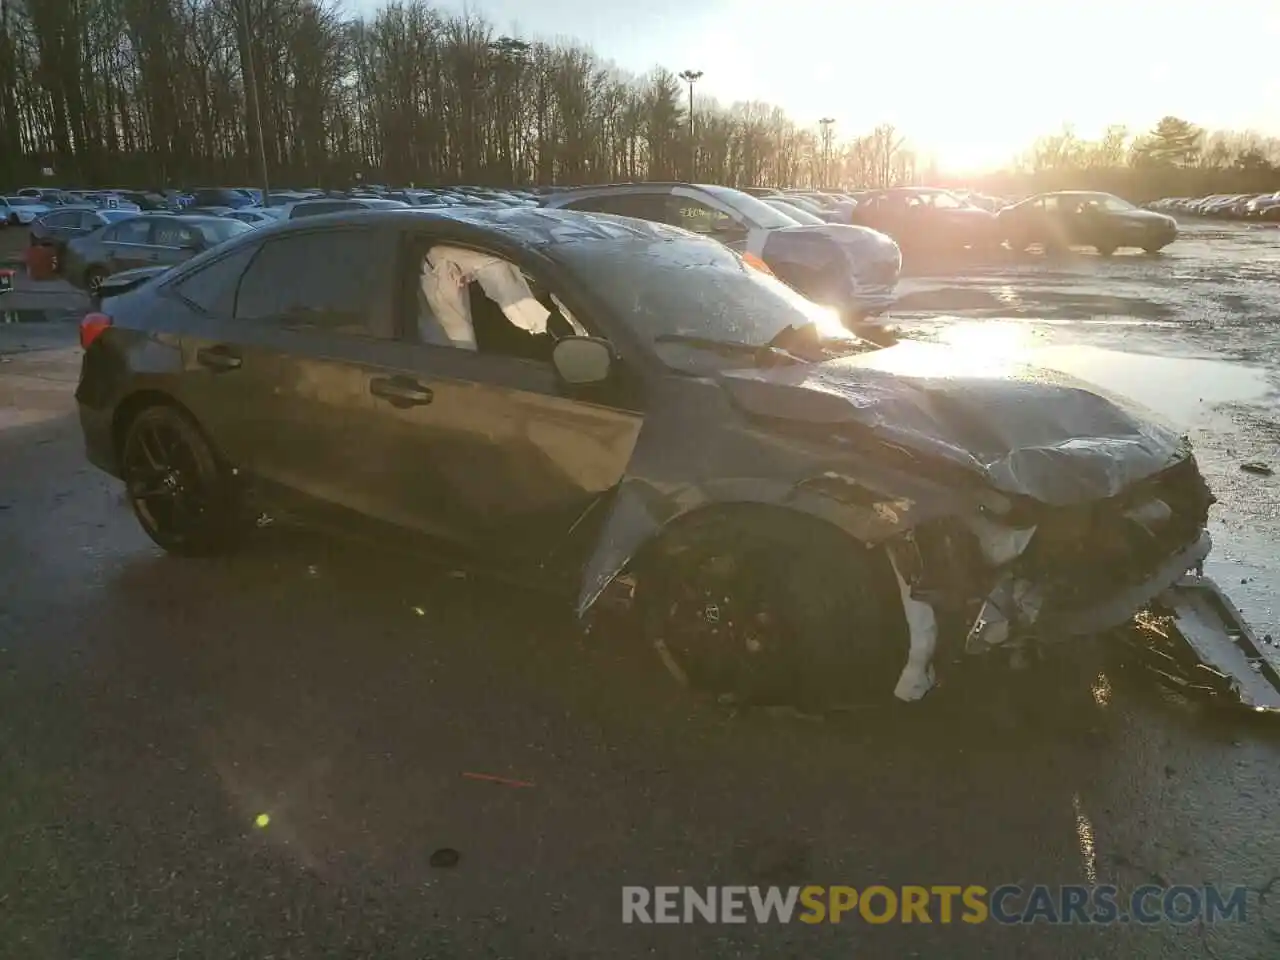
[{"left": 2, "top": 221, "right": 1279, "bottom": 958}]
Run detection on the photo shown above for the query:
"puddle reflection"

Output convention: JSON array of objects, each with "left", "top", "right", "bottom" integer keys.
[{"left": 889, "top": 320, "right": 1272, "bottom": 427}]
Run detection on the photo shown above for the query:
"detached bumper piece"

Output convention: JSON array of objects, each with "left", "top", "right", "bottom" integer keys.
[{"left": 1127, "top": 575, "right": 1280, "bottom": 712}]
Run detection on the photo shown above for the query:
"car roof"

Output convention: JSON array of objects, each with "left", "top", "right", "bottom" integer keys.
[
  {"left": 541, "top": 181, "right": 723, "bottom": 200},
  {"left": 225, "top": 205, "right": 685, "bottom": 248}
]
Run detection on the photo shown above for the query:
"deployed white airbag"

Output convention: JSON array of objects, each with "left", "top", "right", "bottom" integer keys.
[{"left": 418, "top": 245, "right": 551, "bottom": 350}]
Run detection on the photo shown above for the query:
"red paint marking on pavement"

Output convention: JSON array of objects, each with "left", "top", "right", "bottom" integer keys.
[{"left": 462, "top": 771, "right": 536, "bottom": 788}]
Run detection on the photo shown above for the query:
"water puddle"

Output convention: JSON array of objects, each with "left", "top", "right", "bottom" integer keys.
[
  {"left": 1030, "top": 344, "right": 1271, "bottom": 426},
  {"left": 873, "top": 320, "right": 1272, "bottom": 428}
]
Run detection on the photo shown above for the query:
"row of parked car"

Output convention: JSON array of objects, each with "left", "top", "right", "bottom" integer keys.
[
  {"left": 10, "top": 180, "right": 1184, "bottom": 312},
  {"left": 736, "top": 186, "right": 1178, "bottom": 256},
  {"left": 7, "top": 184, "right": 559, "bottom": 294},
  {"left": 1146, "top": 192, "right": 1280, "bottom": 221}
]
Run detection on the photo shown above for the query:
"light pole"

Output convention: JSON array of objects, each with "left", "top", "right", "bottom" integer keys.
[
  {"left": 819, "top": 118, "right": 836, "bottom": 188},
  {"left": 679, "top": 69, "right": 703, "bottom": 180},
  {"left": 239, "top": 0, "right": 270, "bottom": 205}
]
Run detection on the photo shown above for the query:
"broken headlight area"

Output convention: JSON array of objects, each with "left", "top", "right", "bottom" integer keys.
[
  {"left": 1013, "top": 457, "right": 1214, "bottom": 623},
  {"left": 884, "top": 457, "right": 1230, "bottom": 701}
]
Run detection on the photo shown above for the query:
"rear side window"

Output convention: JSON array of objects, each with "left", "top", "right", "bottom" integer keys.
[
  {"left": 152, "top": 221, "right": 202, "bottom": 248},
  {"left": 105, "top": 219, "right": 152, "bottom": 243},
  {"left": 561, "top": 193, "right": 667, "bottom": 221},
  {"left": 290, "top": 201, "right": 353, "bottom": 219},
  {"left": 234, "top": 229, "right": 382, "bottom": 336},
  {"left": 172, "top": 244, "right": 258, "bottom": 316}
]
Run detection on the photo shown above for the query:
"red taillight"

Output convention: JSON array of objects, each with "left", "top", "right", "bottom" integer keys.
[{"left": 80, "top": 312, "right": 113, "bottom": 349}]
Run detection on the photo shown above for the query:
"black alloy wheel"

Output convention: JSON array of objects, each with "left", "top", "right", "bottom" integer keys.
[
  {"left": 650, "top": 548, "right": 793, "bottom": 705},
  {"left": 639, "top": 513, "right": 910, "bottom": 709},
  {"left": 121, "top": 405, "right": 242, "bottom": 555}
]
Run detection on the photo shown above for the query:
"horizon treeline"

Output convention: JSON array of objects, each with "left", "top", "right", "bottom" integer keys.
[{"left": 1, "top": 0, "right": 1277, "bottom": 200}]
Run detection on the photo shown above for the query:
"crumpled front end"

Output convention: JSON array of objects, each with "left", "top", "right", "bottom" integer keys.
[{"left": 884, "top": 453, "right": 1217, "bottom": 699}]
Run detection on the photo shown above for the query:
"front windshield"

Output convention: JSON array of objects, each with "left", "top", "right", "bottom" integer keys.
[
  {"left": 553, "top": 236, "right": 861, "bottom": 368},
  {"left": 765, "top": 199, "right": 824, "bottom": 225},
  {"left": 5, "top": 197, "right": 40, "bottom": 206},
  {"left": 700, "top": 185, "right": 801, "bottom": 230}
]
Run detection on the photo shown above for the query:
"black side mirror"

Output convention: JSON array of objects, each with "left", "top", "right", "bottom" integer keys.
[{"left": 552, "top": 336, "right": 614, "bottom": 386}]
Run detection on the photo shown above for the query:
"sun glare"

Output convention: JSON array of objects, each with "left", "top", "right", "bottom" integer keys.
[{"left": 855, "top": 321, "right": 1035, "bottom": 378}]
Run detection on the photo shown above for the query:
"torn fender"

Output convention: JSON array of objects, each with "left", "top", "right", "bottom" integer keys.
[
  {"left": 573, "top": 471, "right": 959, "bottom": 619},
  {"left": 571, "top": 379, "right": 983, "bottom": 620}
]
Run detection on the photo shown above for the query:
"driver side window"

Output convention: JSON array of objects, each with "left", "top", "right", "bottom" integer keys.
[{"left": 412, "top": 244, "right": 588, "bottom": 365}]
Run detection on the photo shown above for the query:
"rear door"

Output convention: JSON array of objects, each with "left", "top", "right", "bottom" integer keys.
[{"left": 171, "top": 225, "right": 448, "bottom": 533}]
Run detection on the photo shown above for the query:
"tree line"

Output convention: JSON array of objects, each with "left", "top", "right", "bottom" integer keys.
[
  {"left": 973, "top": 117, "right": 1280, "bottom": 200},
  {"left": 1, "top": 0, "right": 1277, "bottom": 200}
]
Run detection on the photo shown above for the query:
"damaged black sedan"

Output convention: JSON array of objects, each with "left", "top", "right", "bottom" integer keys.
[{"left": 76, "top": 207, "right": 1232, "bottom": 708}]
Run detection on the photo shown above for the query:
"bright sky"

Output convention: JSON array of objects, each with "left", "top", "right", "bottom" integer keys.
[{"left": 349, "top": 0, "right": 1280, "bottom": 173}]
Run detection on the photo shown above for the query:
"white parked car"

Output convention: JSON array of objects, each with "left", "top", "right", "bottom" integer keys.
[{"left": 2, "top": 196, "right": 52, "bottom": 226}]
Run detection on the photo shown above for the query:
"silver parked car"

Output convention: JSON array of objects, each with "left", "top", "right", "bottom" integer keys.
[
  {"left": 63, "top": 213, "right": 253, "bottom": 292},
  {"left": 541, "top": 182, "right": 903, "bottom": 321}
]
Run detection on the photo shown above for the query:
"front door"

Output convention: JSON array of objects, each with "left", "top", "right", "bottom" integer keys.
[
  {"left": 148, "top": 218, "right": 208, "bottom": 269},
  {"left": 358, "top": 237, "right": 645, "bottom": 564},
  {"left": 98, "top": 217, "right": 156, "bottom": 272}
]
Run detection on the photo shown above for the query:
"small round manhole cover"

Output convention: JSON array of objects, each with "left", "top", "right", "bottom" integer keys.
[{"left": 429, "top": 848, "right": 460, "bottom": 868}]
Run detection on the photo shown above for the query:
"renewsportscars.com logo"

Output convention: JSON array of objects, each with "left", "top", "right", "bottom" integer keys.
[{"left": 622, "top": 885, "right": 1249, "bottom": 925}]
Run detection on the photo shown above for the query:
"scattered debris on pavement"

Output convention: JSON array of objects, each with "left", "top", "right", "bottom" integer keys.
[
  {"left": 1124, "top": 576, "right": 1280, "bottom": 711},
  {"left": 1240, "top": 461, "right": 1274, "bottom": 476}
]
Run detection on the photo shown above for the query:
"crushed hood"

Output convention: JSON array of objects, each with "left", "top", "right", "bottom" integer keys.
[{"left": 719, "top": 339, "right": 1189, "bottom": 505}]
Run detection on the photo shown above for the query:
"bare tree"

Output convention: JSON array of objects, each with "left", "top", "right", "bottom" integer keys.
[{"left": 1, "top": 2, "right": 1275, "bottom": 199}]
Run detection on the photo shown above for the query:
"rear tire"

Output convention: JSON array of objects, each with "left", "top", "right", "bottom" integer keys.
[
  {"left": 635, "top": 510, "right": 910, "bottom": 710},
  {"left": 120, "top": 405, "right": 246, "bottom": 556},
  {"left": 1095, "top": 243, "right": 1116, "bottom": 257}
]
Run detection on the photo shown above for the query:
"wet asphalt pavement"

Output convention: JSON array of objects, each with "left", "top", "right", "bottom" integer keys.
[{"left": 3, "top": 221, "right": 1280, "bottom": 958}]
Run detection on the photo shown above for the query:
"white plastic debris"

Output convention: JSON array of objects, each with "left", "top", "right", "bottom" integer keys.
[{"left": 889, "top": 555, "right": 938, "bottom": 701}]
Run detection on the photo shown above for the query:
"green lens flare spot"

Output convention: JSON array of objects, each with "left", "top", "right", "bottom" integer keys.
[{"left": 255, "top": 813, "right": 271, "bottom": 828}]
